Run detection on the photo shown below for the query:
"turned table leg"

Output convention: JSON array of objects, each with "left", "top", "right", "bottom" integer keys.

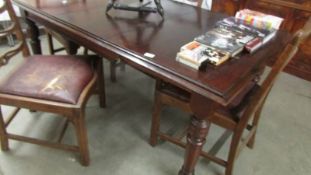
[
  {"left": 178, "top": 92, "right": 219, "bottom": 175},
  {"left": 178, "top": 116, "right": 210, "bottom": 175}
]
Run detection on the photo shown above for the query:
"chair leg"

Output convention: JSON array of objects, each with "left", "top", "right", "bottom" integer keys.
[
  {"left": 110, "top": 60, "right": 117, "bottom": 82},
  {"left": 0, "top": 106, "right": 9, "bottom": 151},
  {"left": 97, "top": 58, "right": 106, "bottom": 108},
  {"left": 150, "top": 91, "right": 163, "bottom": 146},
  {"left": 83, "top": 48, "right": 88, "bottom": 55},
  {"left": 246, "top": 102, "right": 264, "bottom": 149},
  {"left": 73, "top": 111, "right": 90, "bottom": 166},
  {"left": 225, "top": 131, "right": 243, "bottom": 175},
  {"left": 47, "top": 33, "right": 55, "bottom": 55}
]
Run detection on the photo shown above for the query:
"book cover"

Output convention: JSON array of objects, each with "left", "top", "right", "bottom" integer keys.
[
  {"left": 176, "top": 42, "right": 209, "bottom": 68},
  {"left": 180, "top": 41, "right": 202, "bottom": 52},
  {"left": 217, "top": 17, "right": 277, "bottom": 52},
  {"left": 202, "top": 45, "right": 230, "bottom": 66},
  {"left": 215, "top": 20, "right": 257, "bottom": 45},
  {"left": 195, "top": 26, "right": 244, "bottom": 57},
  {"left": 245, "top": 37, "right": 262, "bottom": 53}
]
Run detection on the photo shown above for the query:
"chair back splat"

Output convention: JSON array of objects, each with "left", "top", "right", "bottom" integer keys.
[
  {"left": 0, "top": 0, "right": 29, "bottom": 66},
  {"left": 238, "top": 16, "right": 311, "bottom": 131}
]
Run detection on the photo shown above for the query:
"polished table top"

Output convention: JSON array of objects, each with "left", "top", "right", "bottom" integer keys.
[{"left": 13, "top": 0, "right": 291, "bottom": 106}]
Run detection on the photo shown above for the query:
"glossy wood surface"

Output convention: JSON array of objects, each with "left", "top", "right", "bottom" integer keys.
[{"left": 13, "top": 0, "right": 291, "bottom": 106}]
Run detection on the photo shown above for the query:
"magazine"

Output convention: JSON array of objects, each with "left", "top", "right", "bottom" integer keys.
[
  {"left": 235, "top": 9, "right": 284, "bottom": 30},
  {"left": 217, "top": 17, "right": 277, "bottom": 53},
  {"left": 195, "top": 26, "right": 244, "bottom": 57}
]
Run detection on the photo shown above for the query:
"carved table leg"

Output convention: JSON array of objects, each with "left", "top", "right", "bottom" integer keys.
[
  {"left": 178, "top": 92, "right": 219, "bottom": 175},
  {"left": 24, "top": 12, "right": 42, "bottom": 55},
  {"left": 178, "top": 115, "right": 210, "bottom": 175}
]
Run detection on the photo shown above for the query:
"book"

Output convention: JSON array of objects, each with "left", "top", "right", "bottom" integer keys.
[
  {"left": 176, "top": 41, "right": 209, "bottom": 69},
  {"left": 245, "top": 37, "right": 262, "bottom": 53},
  {"left": 217, "top": 17, "right": 278, "bottom": 53},
  {"left": 215, "top": 19, "right": 256, "bottom": 45},
  {"left": 194, "top": 27, "right": 245, "bottom": 57},
  {"left": 177, "top": 41, "right": 230, "bottom": 68},
  {"left": 177, "top": 55, "right": 204, "bottom": 70},
  {"left": 235, "top": 9, "right": 284, "bottom": 30},
  {"left": 180, "top": 40, "right": 201, "bottom": 52},
  {"left": 201, "top": 45, "right": 230, "bottom": 66}
]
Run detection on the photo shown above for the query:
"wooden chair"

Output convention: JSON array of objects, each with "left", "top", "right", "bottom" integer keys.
[
  {"left": 0, "top": 0, "right": 105, "bottom": 166},
  {"left": 46, "top": 29, "right": 125, "bottom": 82},
  {"left": 150, "top": 18, "right": 311, "bottom": 175}
]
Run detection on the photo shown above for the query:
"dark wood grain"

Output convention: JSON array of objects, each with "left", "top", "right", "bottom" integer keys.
[
  {"left": 12, "top": 0, "right": 293, "bottom": 174},
  {"left": 13, "top": 0, "right": 291, "bottom": 105}
]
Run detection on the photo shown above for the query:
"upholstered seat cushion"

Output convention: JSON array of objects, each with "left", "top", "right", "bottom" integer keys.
[{"left": 0, "top": 55, "right": 95, "bottom": 104}]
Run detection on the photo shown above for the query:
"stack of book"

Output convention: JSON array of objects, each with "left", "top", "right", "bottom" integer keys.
[
  {"left": 216, "top": 17, "right": 279, "bottom": 53},
  {"left": 176, "top": 9, "right": 284, "bottom": 70},
  {"left": 176, "top": 41, "right": 230, "bottom": 69}
]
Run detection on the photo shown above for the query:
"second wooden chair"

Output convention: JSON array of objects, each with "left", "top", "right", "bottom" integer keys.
[{"left": 150, "top": 17, "right": 311, "bottom": 175}]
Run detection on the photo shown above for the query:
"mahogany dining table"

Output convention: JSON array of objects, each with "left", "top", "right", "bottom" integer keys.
[{"left": 12, "top": 0, "right": 292, "bottom": 174}]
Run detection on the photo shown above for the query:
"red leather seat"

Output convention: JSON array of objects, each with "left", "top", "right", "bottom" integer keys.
[{"left": 0, "top": 55, "right": 96, "bottom": 104}]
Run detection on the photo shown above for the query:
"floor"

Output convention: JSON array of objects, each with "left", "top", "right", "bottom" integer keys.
[{"left": 0, "top": 36, "right": 310, "bottom": 175}]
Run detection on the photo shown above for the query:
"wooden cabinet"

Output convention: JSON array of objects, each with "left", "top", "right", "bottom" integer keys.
[
  {"left": 212, "top": 0, "right": 311, "bottom": 82},
  {"left": 211, "top": 0, "right": 240, "bottom": 15}
]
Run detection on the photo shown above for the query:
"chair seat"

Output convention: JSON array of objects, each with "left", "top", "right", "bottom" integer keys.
[
  {"left": 158, "top": 80, "right": 258, "bottom": 125},
  {"left": 0, "top": 55, "right": 95, "bottom": 104},
  {"left": 159, "top": 81, "right": 191, "bottom": 102},
  {"left": 159, "top": 80, "right": 256, "bottom": 109}
]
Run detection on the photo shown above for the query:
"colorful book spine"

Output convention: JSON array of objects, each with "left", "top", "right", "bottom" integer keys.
[{"left": 235, "top": 9, "right": 283, "bottom": 30}]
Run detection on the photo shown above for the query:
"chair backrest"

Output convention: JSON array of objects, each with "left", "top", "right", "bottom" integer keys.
[
  {"left": 237, "top": 17, "right": 311, "bottom": 129},
  {"left": 0, "top": 0, "right": 29, "bottom": 67}
]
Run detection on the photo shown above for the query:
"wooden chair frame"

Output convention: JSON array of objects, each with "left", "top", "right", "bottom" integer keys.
[
  {"left": 150, "top": 17, "right": 311, "bottom": 175},
  {"left": 0, "top": 0, "right": 105, "bottom": 166}
]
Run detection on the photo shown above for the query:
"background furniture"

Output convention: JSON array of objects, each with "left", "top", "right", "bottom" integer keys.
[
  {"left": 0, "top": 0, "right": 21, "bottom": 46},
  {"left": 150, "top": 17, "right": 311, "bottom": 175},
  {"left": 12, "top": 0, "right": 293, "bottom": 174},
  {"left": 211, "top": 0, "right": 311, "bottom": 82},
  {"left": 0, "top": 0, "right": 105, "bottom": 166}
]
